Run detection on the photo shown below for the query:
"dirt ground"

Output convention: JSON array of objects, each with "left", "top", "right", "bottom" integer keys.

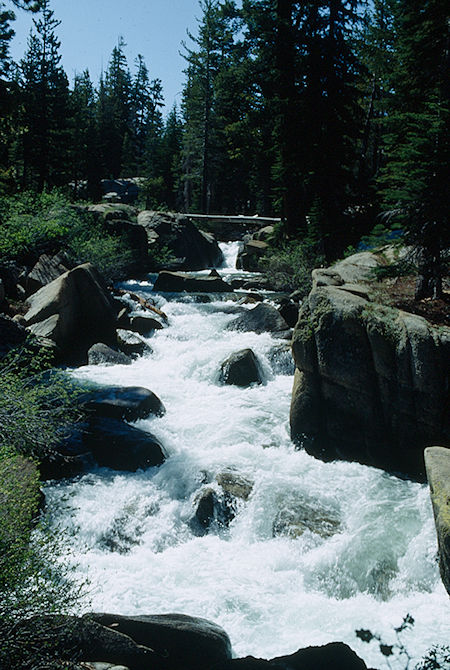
[{"left": 375, "top": 275, "right": 450, "bottom": 326}]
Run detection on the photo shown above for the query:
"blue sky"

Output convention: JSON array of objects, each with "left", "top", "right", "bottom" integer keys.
[{"left": 9, "top": 0, "right": 205, "bottom": 111}]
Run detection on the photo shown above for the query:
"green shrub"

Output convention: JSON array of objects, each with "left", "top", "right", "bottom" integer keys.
[
  {"left": 0, "top": 345, "right": 82, "bottom": 462},
  {"left": 0, "top": 347, "right": 88, "bottom": 667},
  {"left": 262, "top": 240, "right": 325, "bottom": 294},
  {"left": 66, "top": 227, "right": 134, "bottom": 283},
  {"left": 0, "top": 190, "right": 137, "bottom": 282},
  {"left": 0, "top": 450, "right": 87, "bottom": 669}
]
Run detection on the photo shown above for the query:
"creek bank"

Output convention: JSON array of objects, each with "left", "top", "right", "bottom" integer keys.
[
  {"left": 12, "top": 613, "right": 369, "bottom": 670},
  {"left": 290, "top": 251, "right": 450, "bottom": 480}
]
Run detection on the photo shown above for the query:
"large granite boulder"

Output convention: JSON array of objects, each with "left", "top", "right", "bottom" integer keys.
[
  {"left": 424, "top": 446, "right": 450, "bottom": 595},
  {"left": 22, "top": 263, "right": 116, "bottom": 364},
  {"left": 213, "top": 642, "right": 367, "bottom": 670},
  {"left": 227, "top": 303, "right": 290, "bottom": 335},
  {"left": 137, "top": 211, "right": 224, "bottom": 270},
  {"left": 290, "top": 283, "right": 450, "bottom": 479},
  {"left": 79, "top": 386, "right": 165, "bottom": 422},
  {"left": 83, "top": 417, "right": 166, "bottom": 471},
  {"left": 90, "top": 613, "right": 232, "bottom": 670},
  {"left": 153, "top": 271, "right": 233, "bottom": 293},
  {"left": 219, "top": 348, "right": 264, "bottom": 387}
]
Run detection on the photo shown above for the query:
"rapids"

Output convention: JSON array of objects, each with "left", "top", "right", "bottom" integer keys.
[{"left": 45, "top": 243, "right": 449, "bottom": 669}]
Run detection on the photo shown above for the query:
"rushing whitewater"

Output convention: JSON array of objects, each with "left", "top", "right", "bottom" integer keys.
[{"left": 45, "top": 243, "right": 449, "bottom": 669}]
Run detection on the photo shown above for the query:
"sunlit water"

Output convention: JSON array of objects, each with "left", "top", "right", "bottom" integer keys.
[{"left": 45, "top": 243, "right": 449, "bottom": 669}]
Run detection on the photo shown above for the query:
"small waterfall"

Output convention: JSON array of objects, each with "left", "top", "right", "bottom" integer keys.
[
  {"left": 219, "top": 240, "right": 243, "bottom": 272},
  {"left": 44, "top": 244, "right": 449, "bottom": 669}
]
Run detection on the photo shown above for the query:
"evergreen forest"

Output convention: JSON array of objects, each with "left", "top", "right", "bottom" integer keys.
[{"left": 0, "top": 0, "right": 448, "bottom": 294}]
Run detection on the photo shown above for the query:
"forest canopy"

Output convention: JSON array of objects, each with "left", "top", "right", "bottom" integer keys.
[{"left": 0, "top": 0, "right": 448, "bottom": 293}]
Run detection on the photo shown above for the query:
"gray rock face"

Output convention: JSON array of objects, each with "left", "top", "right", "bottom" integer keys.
[
  {"left": 23, "top": 263, "right": 116, "bottom": 363},
  {"left": 26, "top": 252, "right": 72, "bottom": 296},
  {"left": 153, "top": 271, "right": 233, "bottom": 293},
  {"left": 90, "top": 613, "right": 232, "bottom": 670},
  {"left": 219, "top": 348, "right": 264, "bottom": 387},
  {"left": 290, "top": 283, "right": 450, "bottom": 479},
  {"left": 88, "top": 343, "right": 133, "bottom": 366},
  {"left": 424, "top": 446, "right": 450, "bottom": 595},
  {"left": 236, "top": 239, "right": 268, "bottom": 272},
  {"left": 227, "top": 303, "right": 290, "bottom": 335},
  {"left": 138, "top": 211, "right": 224, "bottom": 270}
]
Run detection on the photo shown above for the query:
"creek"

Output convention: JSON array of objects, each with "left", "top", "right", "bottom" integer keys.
[{"left": 45, "top": 242, "right": 449, "bottom": 669}]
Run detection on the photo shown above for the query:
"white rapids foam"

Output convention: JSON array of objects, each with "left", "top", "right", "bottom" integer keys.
[{"left": 45, "top": 245, "right": 449, "bottom": 669}]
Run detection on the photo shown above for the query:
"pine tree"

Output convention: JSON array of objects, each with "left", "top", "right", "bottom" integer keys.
[
  {"left": 124, "top": 54, "right": 164, "bottom": 177},
  {"left": 97, "top": 37, "right": 132, "bottom": 178},
  {"left": 181, "top": 0, "right": 240, "bottom": 212},
  {"left": 379, "top": 0, "right": 449, "bottom": 298},
  {"left": 18, "top": 0, "right": 71, "bottom": 189},
  {"left": 70, "top": 69, "right": 102, "bottom": 199}
]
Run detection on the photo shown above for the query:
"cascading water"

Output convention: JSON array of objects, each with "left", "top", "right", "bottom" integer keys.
[{"left": 45, "top": 242, "right": 449, "bottom": 669}]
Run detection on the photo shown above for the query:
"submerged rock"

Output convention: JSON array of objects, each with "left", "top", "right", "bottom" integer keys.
[
  {"left": 190, "top": 487, "right": 236, "bottom": 535},
  {"left": 272, "top": 494, "right": 340, "bottom": 539},
  {"left": 219, "top": 348, "right": 264, "bottom": 387}
]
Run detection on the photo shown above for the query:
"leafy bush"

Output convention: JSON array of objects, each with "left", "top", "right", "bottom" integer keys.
[
  {"left": 0, "top": 346, "right": 88, "bottom": 668},
  {"left": 0, "top": 190, "right": 137, "bottom": 282},
  {"left": 66, "top": 226, "right": 134, "bottom": 283},
  {"left": 0, "top": 344, "right": 82, "bottom": 462},
  {"left": 262, "top": 240, "right": 325, "bottom": 294}
]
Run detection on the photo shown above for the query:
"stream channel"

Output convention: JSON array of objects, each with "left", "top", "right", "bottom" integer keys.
[{"left": 45, "top": 242, "right": 449, "bottom": 669}]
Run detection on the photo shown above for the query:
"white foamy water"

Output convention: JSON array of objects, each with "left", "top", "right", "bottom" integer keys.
[{"left": 45, "top": 244, "right": 449, "bottom": 669}]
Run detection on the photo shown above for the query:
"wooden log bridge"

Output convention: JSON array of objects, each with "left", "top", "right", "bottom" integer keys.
[{"left": 186, "top": 214, "right": 281, "bottom": 228}]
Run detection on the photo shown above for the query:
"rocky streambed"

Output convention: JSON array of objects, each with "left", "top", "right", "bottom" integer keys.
[{"left": 25, "top": 242, "right": 446, "bottom": 670}]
